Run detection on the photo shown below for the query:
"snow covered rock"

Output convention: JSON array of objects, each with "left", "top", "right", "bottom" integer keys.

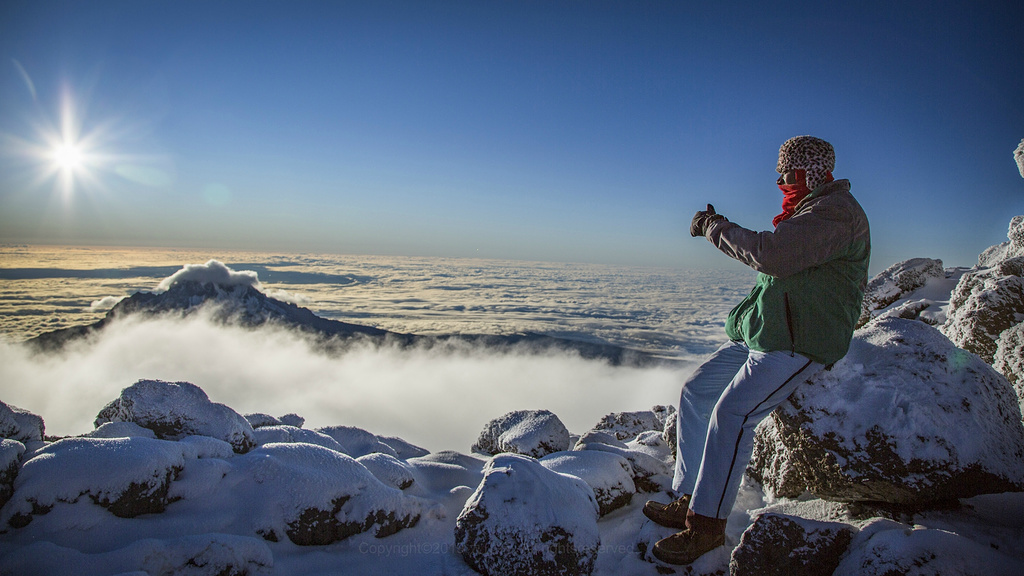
[
  {"left": 233, "top": 443, "right": 424, "bottom": 545},
  {"left": 0, "top": 400, "right": 45, "bottom": 444},
  {"left": 406, "top": 450, "right": 486, "bottom": 494},
  {"left": 1016, "top": 138, "right": 1024, "bottom": 178},
  {"left": 378, "top": 435, "right": 430, "bottom": 459},
  {"left": 942, "top": 261, "right": 1024, "bottom": 363},
  {"left": 832, "top": 517, "right": 1022, "bottom": 576},
  {"left": 0, "top": 532, "right": 274, "bottom": 576},
  {"left": 590, "top": 406, "right": 673, "bottom": 442},
  {"left": 95, "top": 380, "right": 256, "bottom": 454},
  {"left": 994, "top": 323, "right": 1024, "bottom": 399},
  {"left": 82, "top": 421, "right": 157, "bottom": 439},
  {"left": 0, "top": 439, "right": 25, "bottom": 509},
  {"left": 3, "top": 437, "right": 186, "bottom": 527},
  {"left": 315, "top": 425, "right": 399, "bottom": 458},
  {"left": 252, "top": 425, "right": 346, "bottom": 452},
  {"left": 748, "top": 317, "right": 1024, "bottom": 507},
  {"left": 356, "top": 452, "right": 416, "bottom": 490},
  {"left": 540, "top": 450, "right": 636, "bottom": 516},
  {"left": 455, "top": 453, "right": 600, "bottom": 576},
  {"left": 471, "top": 409, "right": 571, "bottom": 458},
  {"left": 729, "top": 513, "right": 855, "bottom": 576},
  {"left": 977, "top": 215, "right": 1024, "bottom": 268},
  {"left": 858, "top": 258, "right": 945, "bottom": 327},
  {"left": 573, "top": 430, "right": 672, "bottom": 493},
  {"left": 244, "top": 413, "right": 282, "bottom": 428}
]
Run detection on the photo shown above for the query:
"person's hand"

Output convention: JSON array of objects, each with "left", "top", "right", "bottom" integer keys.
[{"left": 690, "top": 204, "right": 726, "bottom": 237}]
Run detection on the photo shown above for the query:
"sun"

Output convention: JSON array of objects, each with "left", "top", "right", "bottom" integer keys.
[{"left": 53, "top": 142, "right": 84, "bottom": 171}]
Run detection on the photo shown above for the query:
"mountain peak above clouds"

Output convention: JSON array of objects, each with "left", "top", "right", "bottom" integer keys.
[{"left": 27, "top": 260, "right": 656, "bottom": 365}]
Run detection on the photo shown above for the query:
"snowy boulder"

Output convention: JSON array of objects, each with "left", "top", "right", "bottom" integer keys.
[
  {"left": 942, "top": 261, "right": 1024, "bottom": 363},
  {"left": 95, "top": 380, "right": 256, "bottom": 454},
  {"left": 378, "top": 435, "right": 430, "bottom": 459},
  {"left": 231, "top": 443, "right": 424, "bottom": 545},
  {"left": 81, "top": 421, "right": 157, "bottom": 439},
  {"left": 573, "top": 430, "right": 672, "bottom": 493},
  {"left": 858, "top": 258, "right": 945, "bottom": 328},
  {"left": 1016, "top": 138, "right": 1024, "bottom": 179},
  {"left": 406, "top": 450, "right": 486, "bottom": 494},
  {"left": 0, "top": 439, "right": 26, "bottom": 509},
  {"left": 0, "top": 400, "right": 45, "bottom": 444},
  {"left": 978, "top": 215, "right": 1024, "bottom": 268},
  {"left": 472, "top": 409, "right": 570, "bottom": 458},
  {"left": 749, "top": 318, "right": 1024, "bottom": 507},
  {"left": 252, "top": 425, "right": 346, "bottom": 452},
  {"left": 832, "top": 517, "right": 1022, "bottom": 576},
  {"left": 315, "top": 425, "right": 399, "bottom": 458},
  {"left": 243, "top": 413, "right": 281, "bottom": 428},
  {"left": 357, "top": 453, "right": 416, "bottom": 490},
  {"left": 455, "top": 453, "right": 600, "bottom": 576},
  {"left": 590, "top": 406, "right": 673, "bottom": 442},
  {"left": 729, "top": 513, "right": 855, "bottom": 576},
  {"left": 994, "top": 323, "right": 1024, "bottom": 399},
  {"left": 540, "top": 450, "right": 635, "bottom": 516},
  {"left": 0, "top": 532, "right": 273, "bottom": 576},
  {"left": 3, "top": 437, "right": 186, "bottom": 528}
]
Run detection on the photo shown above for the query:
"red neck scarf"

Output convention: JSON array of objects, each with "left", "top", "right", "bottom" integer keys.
[{"left": 773, "top": 169, "right": 833, "bottom": 227}]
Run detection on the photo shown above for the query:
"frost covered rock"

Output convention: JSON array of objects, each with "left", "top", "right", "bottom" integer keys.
[
  {"left": 590, "top": 406, "right": 673, "bottom": 442},
  {"left": 0, "top": 532, "right": 273, "bottom": 576},
  {"left": 472, "top": 409, "right": 570, "bottom": 458},
  {"left": 858, "top": 258, "right": 945, "bottom": 327},
  {"left": 730, "top": 513, "right": 855, "bottom": 576},
  {"left": 95, "top": 380, "right": 256, "bottom": 454},
  {"left": 749, "top": 318, "right": 1024, "bottom": 507},
  {"left": 233, "top": 443, "right": 424, "bottom": 545},
  {"left": 540, "top": 450, "right": 636, "bottom": 516},
  {"left": 0, "top": 439, "right": 26, "bottom": 509},
  {"left": 252, "top": 425, "right": 346, "bottom": 452},
  {"left": 81, "top": 421, "right": 157, "bottom": 439},
  {"left": 378, "top": 435, "right": 430, "bottom": 459},
  {"left": 994, "top": 323, "right": 1024, "bottom": 399},
  {"left": 832, "top": 518, "right": 1022, "bottom": 576},
  {"left": 573, "top": 430, "right": 672, "bottom": 493},
  {"left": 0, "top": 400, "right": 45, "bottom": 444},
  {"left": 3, "top": 437, "right": 186, "bottom": 527},
  {"left": 244, "top": 413, "right": 281, "bottom": 428},
  {"left": 357, "top": 453, "right": 416, "bottom": 490},
  {"left": 455, "top": 453, "right": 600, "bottom": 576},
  {"left": 406, "top": 450, "right": 486, "bottom": 494},
  {"left": 1016, "top": 138, "right": 1024, "bottom": 179},
  {"left": 942, "top": 264, "right": 1024, "bottom": 363},
  {"left": 976, "top": 215, "right": 1024, "bottom": 268},
  {"left": 315, "top": 425, "right": 399, "bottom": 458}
]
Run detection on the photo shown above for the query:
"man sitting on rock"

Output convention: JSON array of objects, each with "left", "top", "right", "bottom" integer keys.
[{"left": 645, "top": 135, "right": 871, "bottom": 565}]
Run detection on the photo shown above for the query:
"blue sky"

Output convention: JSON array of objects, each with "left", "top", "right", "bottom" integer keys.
[{"left": 0, "top": 1, "right": 1021, "bottom": 272}]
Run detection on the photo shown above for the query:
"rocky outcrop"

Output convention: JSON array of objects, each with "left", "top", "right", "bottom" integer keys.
[
  {"left": 729, "top": 513, "right": 855, "bottom": 576},
  {"left": 357, "top": 452, "right": 416, "bottom": 490},
  {"left": 455, "top": 453, "right": 600, "bottom": 576},
  {"left": 590, "top": 406, "right": 673, "bottom": 442},
  {"left": 472, "top": 410, "right": 571, "bottom": 458},
  {"left": 95, "top": 379, "right": 256, "bottom": 454},
  {"left": 941, "top": 216, "right": 1024, "bottom": 382},
  {"left": 316, "top": 425, "right": 400, "bottom": 458},
  {"left": 540, "top": 450, "right": 636, "bottom": 516},
  {"left": 3, "top": 437, "right": 186, "bottom": 527},
  {"left": 749, "top": 317, "right": 1024, "bottom": 508},
  {"left": 235, "top": 443, "right": 424, "bottom": 546},
  {"left": 995, "top": 323, "right": 1024, "bottom": 402},
  {"left": 858, "top": 258, "right": 945, "bottom": 327},
  {"left": 573, "top": 430, "right": 673, "bottom": 493}
]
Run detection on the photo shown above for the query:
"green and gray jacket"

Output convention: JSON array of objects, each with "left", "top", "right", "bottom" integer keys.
[{"left": 705, "top": 179, "right": 870, "bottom": 365}]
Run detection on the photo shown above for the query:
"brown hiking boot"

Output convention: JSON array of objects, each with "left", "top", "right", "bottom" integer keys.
[
  {"left": 641, "top": 494, "right": 691, "bottom": 529},
  {"left": 652, "top": 510, "right": 727, "bottom": 565},
  {"left": 651, "top": 528, "right": 726, "bottom": 565}
]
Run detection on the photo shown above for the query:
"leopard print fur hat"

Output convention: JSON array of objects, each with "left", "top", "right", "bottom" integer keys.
[{"left": 777, "top": 136, "right": 835, "bottom": 191}]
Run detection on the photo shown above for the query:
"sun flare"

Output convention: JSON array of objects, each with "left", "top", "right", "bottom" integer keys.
[{"left": 53, "top": 142, "right": 83, "bottom": 171}]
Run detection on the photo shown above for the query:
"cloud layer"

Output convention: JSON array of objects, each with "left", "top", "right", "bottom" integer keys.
[{"left": 0, "top": 311, "right": 699, "bottom": 452}]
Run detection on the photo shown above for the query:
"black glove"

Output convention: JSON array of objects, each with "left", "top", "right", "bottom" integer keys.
[{"left": 690, "top": 204, "right": 726, "bottom": 237}]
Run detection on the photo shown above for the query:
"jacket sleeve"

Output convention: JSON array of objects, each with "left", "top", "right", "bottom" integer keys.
[{"left": 704, "top": 197, "right": 856, "bottom": 278}]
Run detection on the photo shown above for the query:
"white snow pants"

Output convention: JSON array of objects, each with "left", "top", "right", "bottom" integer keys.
[{"left": 673, "top": 340, "right": 822, "bottom": 519}]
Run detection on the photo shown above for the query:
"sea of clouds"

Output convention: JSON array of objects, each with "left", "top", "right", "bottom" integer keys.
[{"left": 0, "top": 251, "right": 754, "bottom": 452}]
